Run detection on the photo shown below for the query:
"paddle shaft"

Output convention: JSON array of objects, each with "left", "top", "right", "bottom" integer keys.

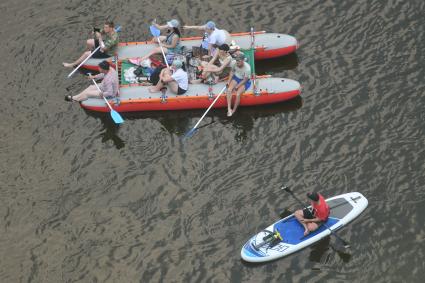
[
  {"left": 157, "top": 37, "right": 170, "bottom": 68},
  {"left": 91, "top": 77, "right": 113, "bottom": 111},
  {"left": 192, "top": 86, "right": 226, "bottom": 130},
  {"left": 68, "top": 46, "right": 101, "bottom": 78},
  {"left": 283, "top": 187, "right": 350, "bottom": 247}
]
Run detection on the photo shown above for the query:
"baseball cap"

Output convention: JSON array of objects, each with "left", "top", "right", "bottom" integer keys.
[
  {"left": 205, "top": 21, "right": 216, "bottom": 30},
  {"left": 235, "top": 53, "right": 246, "bottom": 61},
  {"left": 172, "top": 59, "right": 183, "bottom": 68}
]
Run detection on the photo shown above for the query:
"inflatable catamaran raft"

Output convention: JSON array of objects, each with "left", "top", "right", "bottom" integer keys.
[{"left": 79, "top": 29, "right": 301, "bottom": 113}]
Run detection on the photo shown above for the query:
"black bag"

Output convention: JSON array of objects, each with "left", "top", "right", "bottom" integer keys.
[
  {"left": 149, "top": 66, "right": 166, "bottom": 85},
  {"left": 133, "top": 66, "right": 145, "bottom": 77}
]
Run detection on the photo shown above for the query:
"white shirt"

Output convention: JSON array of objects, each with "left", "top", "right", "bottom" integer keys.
[
  {"left": 208, "top": 28, "right": 227, "bottom": 46},
  {"left": 171, "top": 68, "right": 188, "bottom": 90},
  {"left": 230, "top": 60, "right": 251, "bottom": 80}
]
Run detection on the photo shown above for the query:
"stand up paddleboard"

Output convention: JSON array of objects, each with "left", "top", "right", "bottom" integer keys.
[{"left": 241, "top": 192, "right": 368, "bottom": 263}]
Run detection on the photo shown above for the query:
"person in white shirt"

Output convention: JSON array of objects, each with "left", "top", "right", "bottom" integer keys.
[
  {"left": 226, "top": 52, "right": 251, "bottom": 116},
  {"left": 149, "top": 59, "right": 188, "bottom": 95},
  {"left": 183, "top": 21, "right": 231, "bottom": 56}
]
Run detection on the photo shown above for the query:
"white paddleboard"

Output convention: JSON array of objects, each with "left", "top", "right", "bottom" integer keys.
[{"left": 241, "top": 192, "right": 368, "bottom": 263}]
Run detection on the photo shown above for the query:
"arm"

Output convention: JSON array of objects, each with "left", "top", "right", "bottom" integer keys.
[
  {"left": 206, "top": 52, "right": 219, "bottom": 66},
  {"left": 213, "top": 56, "right": 231, "bottom": 72},
  {"left": 183, "top": 25, "right": 206, "bottom": 31},
  {"left": 235, "top": 77, "right": 248, "bottom": 89},
  {"left": 88, "top": 73, "right": 105, "bottom": 80}
]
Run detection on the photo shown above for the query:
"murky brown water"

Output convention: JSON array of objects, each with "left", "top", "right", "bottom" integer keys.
[{"left": 1, "top": 0, "right": 424, "bottom": 282}]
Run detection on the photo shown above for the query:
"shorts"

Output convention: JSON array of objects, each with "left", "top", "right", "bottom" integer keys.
[
  {"left": 303, "top": 208, "right": 314, "bottom": 219},
  {"left": 92, "top": 39, "right": 112, "bottom": 59},
  {"left": 177, "top": 86, "right": 187, "bottom": 95},
  {"left": 232, "top": 75, "right": 251, "bottom": 90}
]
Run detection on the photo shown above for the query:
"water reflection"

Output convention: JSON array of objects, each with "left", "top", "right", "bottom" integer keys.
[
  {"left": 84, "top": 95, "right": 302, "bottom": 142},
  {"left": 256, "top": 53, "right": 300, "bottom": 75}
]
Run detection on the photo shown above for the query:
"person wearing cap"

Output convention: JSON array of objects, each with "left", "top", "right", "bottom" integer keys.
[
  {"left": 200, "top": 44, "right": 232, "bottom": 83},
  {"left": 294, "top": 192, "right": 330, "bottom": 236},
  {"left": 183, "top": 21, "right": 231, "bottom": 56},
  {"left": 65, "top": 60, "right": 119, "bottom": 102},
  {"left": 148, "top": 59, "right": 188, "bottom": 95},
  {"left": 63, "top": 20, "right": 119, "bottom": 68},
  {"left": 140, "top": 19, "right": 182, "bottom": 62},
  {"left": 225, "top": 52, "right": 251, "bottom": 116}
]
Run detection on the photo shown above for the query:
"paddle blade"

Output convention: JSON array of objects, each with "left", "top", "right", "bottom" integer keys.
[
  {"left": 110, "top": 110, "right": 124, "bottom": 124},
  {"left": 183, "top": 128, "right": 198, "bottom": 139},
  {"left": 149, "top": 25, "right": 160, "bottom": 37}
]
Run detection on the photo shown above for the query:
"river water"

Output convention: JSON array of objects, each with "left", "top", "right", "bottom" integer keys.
[{"left": 0, "top": 0, "right": 424, "bottom": 282}]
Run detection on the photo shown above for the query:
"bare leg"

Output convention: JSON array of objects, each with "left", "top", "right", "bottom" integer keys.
[
  {"left": 72, "top": 85, "right": 101, "bottom": 101},
  {"left": 167, "top": 80, "right": 179, "bottom": 94},
  {"left": 140, "top": 46, "right": 169, "bottom": 62},
  {"left": 307, "top": 222, "right": 319, "bottom": 233},
  {"left": 63, "top": 50, "right": 92, "bottom": 68},
  {"left": 294, "top": 210, "right": 309, "bottom": 236},
  {"left": 149, "top": 68, "right": 169, "bottom": 93},
  {"left": 231, "top": 85, "right": 246, "bottom": 115},
  {"left": 226, "top": 80, "right": 237, "bottom": 116},
  {"left": 86, "top": 39, "right": 95, "bottom": 50}
]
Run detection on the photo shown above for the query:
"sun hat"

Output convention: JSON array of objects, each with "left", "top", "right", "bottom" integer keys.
[{"left": 167, "top": 19, "right": 180, "bottom": 28}]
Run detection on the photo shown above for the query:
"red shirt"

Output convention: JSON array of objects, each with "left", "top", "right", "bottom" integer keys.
[{"left": 312, "top": 194, "right": 330, "bottom": 221}]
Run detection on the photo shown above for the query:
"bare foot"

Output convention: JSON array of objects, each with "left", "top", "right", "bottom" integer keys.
[
  {"left": 303, "top": 229, "right": 310, "bottom": 236},
  {"left": 63, "top": 62, "right": 73, "bottom": 68}
]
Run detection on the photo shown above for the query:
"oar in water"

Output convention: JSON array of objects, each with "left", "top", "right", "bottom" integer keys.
[
  {"left": 149, "top": 25, "right": 170, "bottom": 68},
  {"left": 91, "top": 78, "right": 124, "bottom": 124},
  {"left": 184, "top": 86, "right": 227, "bottom": 138},
  {"left": 282, "top": 186, "right": 351, "bottom": 250}
]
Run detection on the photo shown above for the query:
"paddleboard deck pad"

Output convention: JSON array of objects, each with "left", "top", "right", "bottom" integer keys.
[{"left": 241, "top": 192, "right": 368, "bottom": 262}]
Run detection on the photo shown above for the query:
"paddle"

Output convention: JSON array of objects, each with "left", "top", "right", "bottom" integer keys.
[
  {"left": 90, "top": 76, "right": 124, "bottom": 124},
  {"left": 149, "top": 25, "right": 170, "bottom": 68},
  {"left": 67, "top": 46, "right": 101, "bottom": 78},
  {"left": 184, "top": 85, "right": 227, "bottom": 138},
  {"left": 282, "top": 186, "right": 351, "bottom": 249},
  {"left": 68, "top": 25, "right": 121, "bottom": 78}
]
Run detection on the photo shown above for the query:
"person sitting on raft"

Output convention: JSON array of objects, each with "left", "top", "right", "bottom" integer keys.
[
  {"left": 199, "top": 43, "right": 232, "bottom": 84},
  {"left": 226, "top": 52, "right": 251, "bottom": 117},
  {"left": 65, "top": 61, "right": 118, "bottom": 102},
  {"left": 183, "top": 21, "right": 231, "bottom": 57},
  {"left": 63, "top": 20, "right": 119, "bottom": 68},
  {"left": 294, "top": 192, "right": 330, "bottom": 236},
  {"left": 139, "top": 19, "right": 182, "bottom": 62},
  {"left": 149, "top": 59, "right": 188, "bottom": 95}
]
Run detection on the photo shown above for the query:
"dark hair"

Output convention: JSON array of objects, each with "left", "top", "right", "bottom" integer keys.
[
  {"left": 218, "top": 44, "right": 230, "bottom": 51},
  {"left": 173, "top": 27, "right": 181, "bottom": 37},
  {"left": 98, "top": 60, "right": 110, "bottom": 70},
  {"left": 104, "top": 20, "right": 115, "bottom": 28},
  {"left": 307, "top": 192, "right": 319, "bottom": 202}
]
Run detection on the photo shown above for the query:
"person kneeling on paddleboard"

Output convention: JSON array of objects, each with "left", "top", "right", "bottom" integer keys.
[{"left": 294, "top": 192, "right": 330, "bottom": 237}]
